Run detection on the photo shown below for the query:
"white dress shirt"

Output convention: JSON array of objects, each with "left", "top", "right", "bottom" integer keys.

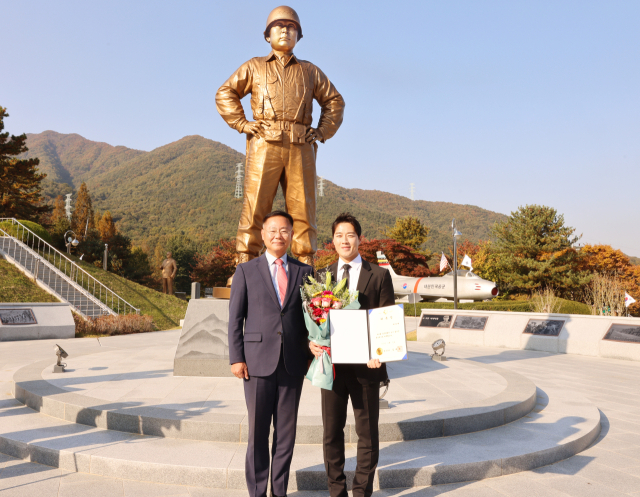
[
  {"left": 265, "top": 252, "right": 288, "bottom": 305},
  {"left": 337, "top": 254, "right": 362, "bottom": 294}
]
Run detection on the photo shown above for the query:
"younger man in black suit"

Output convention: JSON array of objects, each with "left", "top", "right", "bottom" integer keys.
[{"left": 310, "top": 213, "right": 395, "bottom": 497}]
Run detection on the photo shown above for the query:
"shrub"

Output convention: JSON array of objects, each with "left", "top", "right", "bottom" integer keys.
[
  {"left": 403, "top": 301, "right": 532, "bottom": 315},
  {"left": 556, "top": 299, "right": 591, "bottom": 315},
  {"left": 583, "top": 273, "right": 627, "bottom": 316},
  {"left": 0, "top": 220, "right": 53, "bottom": 244},
  {"left": 531, "top": 288, "right": 561, "bottom": 313},
  {"left": 74, "top": 313, "right": 155, "bottom": 337},
  {"left": 403, "top": 297, "right": 590, "bottom": 316}
]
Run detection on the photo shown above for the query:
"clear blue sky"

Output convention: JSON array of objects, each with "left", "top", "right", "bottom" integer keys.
[{"left": 2, "top": 1, "right": 639, "bottom": 255}]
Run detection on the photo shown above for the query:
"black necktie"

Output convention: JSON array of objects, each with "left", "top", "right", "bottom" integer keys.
[{"left": 342, "top": 264, "right": 351, "bottom": 291}]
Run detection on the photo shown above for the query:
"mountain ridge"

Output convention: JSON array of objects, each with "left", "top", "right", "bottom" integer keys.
[{"left": 21, "top": 131, "right": 507, "bottom": 253}]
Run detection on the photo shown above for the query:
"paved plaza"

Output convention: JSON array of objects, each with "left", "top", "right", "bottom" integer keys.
[{"left": 0, "top": 324, "right": 639, "bottom": 496}]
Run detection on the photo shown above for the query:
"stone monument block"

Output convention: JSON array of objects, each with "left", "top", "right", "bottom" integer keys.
[
  {"left": 173, "top": 299, "right": 233, "bottom": 377},
  {"left": 0, "top": 303, "right": 75, "bottom": 341}
]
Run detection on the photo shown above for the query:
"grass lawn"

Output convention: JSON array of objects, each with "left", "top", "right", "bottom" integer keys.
[
  {"left": 0, "top": 259, "right": 59, "bottom": 303},
  {"left": 66, "top": 256, "right": 188, "bottom": 330}
]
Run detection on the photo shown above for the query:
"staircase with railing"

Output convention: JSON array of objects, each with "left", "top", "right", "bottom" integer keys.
[{"left": 0, "top": 218, "right": 140, "bottom": 318}]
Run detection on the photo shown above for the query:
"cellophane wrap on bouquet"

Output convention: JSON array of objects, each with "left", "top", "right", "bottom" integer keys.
[{"left": 301, "top": 271, "right": 360, "bottom": 390}]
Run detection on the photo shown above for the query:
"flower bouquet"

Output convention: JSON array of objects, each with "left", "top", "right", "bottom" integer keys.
[{"left": 301, "top": 271, "right": 360, "bottom": 390}]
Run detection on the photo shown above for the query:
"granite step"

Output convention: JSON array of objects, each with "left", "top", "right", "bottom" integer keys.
[
  {"left": 13, "top": 356, "right": 537, "bottom": 444},
  {"left": 0, "top": 385, "right": 600, "bottom": 491}
]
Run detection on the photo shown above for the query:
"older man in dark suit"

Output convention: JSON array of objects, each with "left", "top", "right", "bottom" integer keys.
[
  {"left": 310, "top": 213, "right": 395, "bottom": 497},
  {"left": 228, "top": 210, "right": 314, "bottom": 497}
]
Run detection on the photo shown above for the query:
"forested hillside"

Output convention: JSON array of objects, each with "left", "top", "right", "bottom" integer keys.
[
  {"left": 22, "top": 132, "right": 507, "bottom": 253},
  {"left": 22, "top": 131, "right": 144, "bottom": 185}
]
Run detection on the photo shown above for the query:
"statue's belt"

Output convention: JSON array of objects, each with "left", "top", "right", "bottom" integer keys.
[
  {"left": 265, "top": 120, "right": 307, "bottom": 130},
  {"left": 261, "top": 121, "right": 308, "bottom": 144}
]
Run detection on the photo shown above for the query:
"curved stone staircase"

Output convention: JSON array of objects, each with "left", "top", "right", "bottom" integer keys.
[{"left": 0, "top": 336, "right": 601, "bottom": 492}]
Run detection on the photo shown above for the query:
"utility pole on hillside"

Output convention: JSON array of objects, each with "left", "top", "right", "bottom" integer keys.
[
  {"left": 318, "top": 176, "right": 325, "bottom": 197},
  {"left": 410, "top": 183, "right": 415, "bottom": 201},
  {"left": 234, "top": 163, "right": 244, "bottom": 199}
]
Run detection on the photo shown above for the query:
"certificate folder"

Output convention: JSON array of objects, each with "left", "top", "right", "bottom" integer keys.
[{"left": 329, "top": 304, "right": 408, "bottom": 364}]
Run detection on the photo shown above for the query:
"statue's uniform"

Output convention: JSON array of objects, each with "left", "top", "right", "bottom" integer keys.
[
  {"left": 216, "top": 51, "right": 345, "bottom": 262},
  {"left": 160, "top": 257, "right": 177, "bottom": 295}
]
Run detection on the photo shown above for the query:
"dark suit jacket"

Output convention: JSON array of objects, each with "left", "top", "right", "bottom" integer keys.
[
  {"left": 320, "top": 258, "right": 396, "bottom": 384},
  {"left": 228, "top": 254, "right": 314, "bottom": 377}
]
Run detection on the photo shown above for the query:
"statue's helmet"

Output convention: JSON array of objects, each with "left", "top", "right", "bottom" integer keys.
[{"left": 264, "top": 6, "right": 303, "bottom": 41}]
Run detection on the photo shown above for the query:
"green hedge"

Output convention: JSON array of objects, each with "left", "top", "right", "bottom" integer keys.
[
  {"left": 0, "top": 220, "right": 53, "bottom": 244},
  {"left": 556, "top": 299, "right": 591, "bottom": 315},
  {"left": 402, "top": 298, "right": 591, "bottom": 316}
]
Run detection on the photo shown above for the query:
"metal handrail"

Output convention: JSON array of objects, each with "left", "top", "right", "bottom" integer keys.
[
  {"left": 0, "top": 228, "right": 112, "bottom": 317},
  {"left": 0, "top": 218, "right": 140, "bottom": 316}
]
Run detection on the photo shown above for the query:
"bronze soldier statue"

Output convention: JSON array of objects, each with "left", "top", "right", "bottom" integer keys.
[
  {"left": 160, "top": 252, "right": 177, "bottom": 295},
  {"left": 216, "top": 5, "right": 345, "bottom": 265}
]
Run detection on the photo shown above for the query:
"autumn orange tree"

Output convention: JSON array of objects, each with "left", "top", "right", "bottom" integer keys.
[
  {"left": 438, "top": 239, "right": 482, "bottom": 275},
  {"left": 71, "top": 182, "right": 95, "bottom": 238},
  {"left": 51, "top": 195, "right": 66, "bottom": 223},
  {"left": 472, "top": 241, "right": 503, "bottom": 284},
  {"left": 579, "top": 244, "right": 640, "bottom": 316},
  {"left": 0, "top": 107, "right": 50, "bottom": 220},
  {"left": 97, "top": 211, "right": 117, "bottom": 242},
  {"left": 191, "top": 239, "right": 237, "bottom": 287}
]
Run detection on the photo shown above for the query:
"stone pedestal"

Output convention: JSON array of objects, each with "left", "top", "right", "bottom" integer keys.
[{"left": 173, "top": 299, "right": 233, "bottom": 377}]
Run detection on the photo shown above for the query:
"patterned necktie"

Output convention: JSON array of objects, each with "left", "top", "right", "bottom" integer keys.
[
  {"left": 275, "top": 258, "right": 287, "bottom": 307},
  {"left": 342, "top": 264, "right": 351, "bottom": 292}
]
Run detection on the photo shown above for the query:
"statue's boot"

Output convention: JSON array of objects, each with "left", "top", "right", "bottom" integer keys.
[{"left": 227, "top": 253, "right": 254, "bottom": 287}]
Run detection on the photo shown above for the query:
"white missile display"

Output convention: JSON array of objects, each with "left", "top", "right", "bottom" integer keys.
[{"left": 376, "top": 251, "right": 499, "bottom": 302}]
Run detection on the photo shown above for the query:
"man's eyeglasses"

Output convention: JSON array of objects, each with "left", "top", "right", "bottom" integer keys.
[{"left": 266, "top": 229, "right": 292, "bottom": 238}]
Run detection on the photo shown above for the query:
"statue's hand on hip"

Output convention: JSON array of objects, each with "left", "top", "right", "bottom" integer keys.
[
  {"left": 242, "top": 120, "right": 270, "bottom": 139},
  {"left": 306, "top": 127, "right": 322, "bottom": 143}
]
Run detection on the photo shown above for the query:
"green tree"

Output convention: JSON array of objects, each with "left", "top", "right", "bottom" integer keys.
[
  {"left": 125, "top": 246, "right": 153, "bottom": 284},
  {"left": 382, "top": 216, "right": 430, "bottom": 251},
  {"left": 0, "top": 107, "right": 50, "bottom": 220},
  {"left": 489, "top": 205, "right": 588, "bottom": 296},
  {"left": 50, "top": 216, "right": 72, "bottom": 251},
  {"left": 71, "top": 182, "right": 95, "bottom": 238}
]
